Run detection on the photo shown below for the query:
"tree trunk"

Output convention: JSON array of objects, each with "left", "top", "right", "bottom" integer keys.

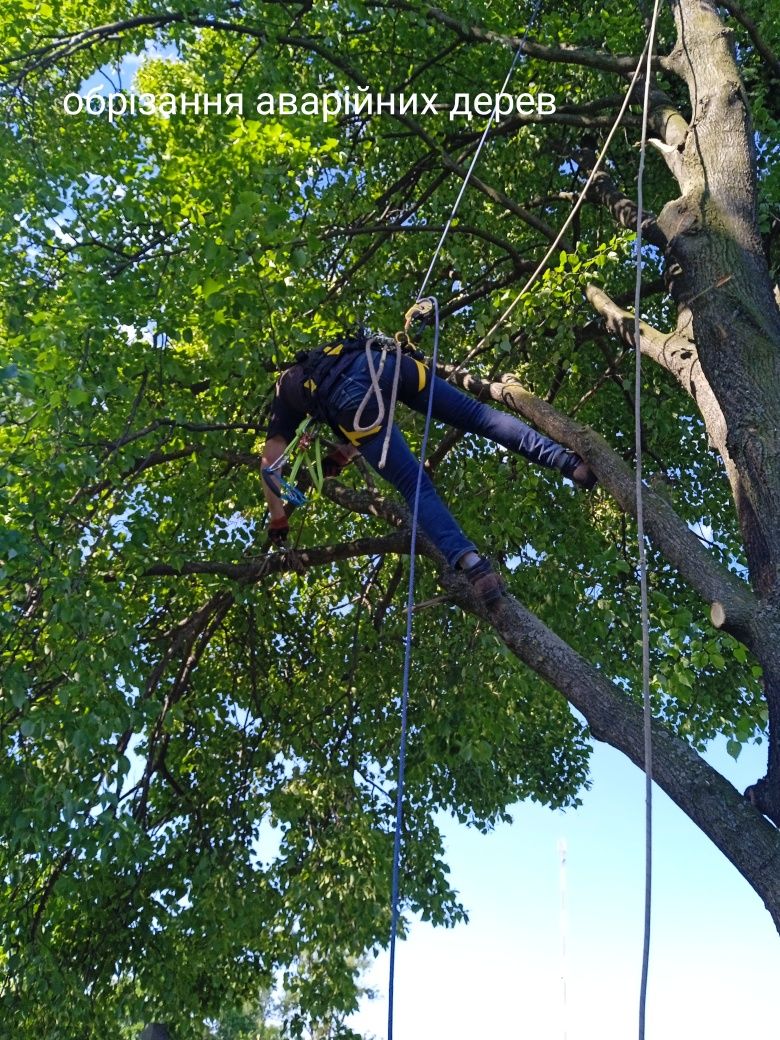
[{"left": 652, "top": 0, "right": 780, "bottom": 825}]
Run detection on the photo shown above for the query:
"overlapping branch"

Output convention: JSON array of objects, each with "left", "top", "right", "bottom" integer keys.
[
  {"left": 439, "top": 360, "right": 759, "bottom": 638},
  {"left": 718, "top": 0, "right": 780, "bottom": 82},
  {"left": 377, "top": 2, "right": 645, "bottom": 75}
]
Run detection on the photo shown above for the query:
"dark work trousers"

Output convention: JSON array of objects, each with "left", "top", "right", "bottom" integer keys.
[{"left": 322, "top": 349, "right": 581, "bottom": 567}]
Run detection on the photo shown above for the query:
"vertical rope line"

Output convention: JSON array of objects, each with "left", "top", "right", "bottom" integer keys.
[
  {"left": 635, "top": 3, "right": 662, "bottom": 1037},
  {"left": 389, "top": 4, "right": 541, "bottom": 1031},
  {"left": 449, "top": 34, "right": 651, "bottom": 379},
  {"left": 416, "top": 0, "right": 543, "bottom": 302},
  {"left": 387, "top": 299, "right": 440, "bottom": 1040}
]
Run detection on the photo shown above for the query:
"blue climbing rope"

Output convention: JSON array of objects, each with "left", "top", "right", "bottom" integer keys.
[
  {"left": 386, "top": 7, "right": 544, "bottom": 1035},
  {"left": 387, "top": 298, "right": 440, "bottom": 1040},
  {"left": 635, "top": 2, "right": 663, "bottom": 1037}
]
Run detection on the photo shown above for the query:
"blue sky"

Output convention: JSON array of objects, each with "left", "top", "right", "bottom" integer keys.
[{"left": 350, "top": 737, "right": 779, "bottom": 1039}]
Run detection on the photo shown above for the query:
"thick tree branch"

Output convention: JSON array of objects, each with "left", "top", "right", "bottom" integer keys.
[
  {"left": 136, "top": 532, "right": 416, "bottom": 584},
  {"left": 584, "top": 283, "right": 739, "bottom": 494},
  {"left": 393, "top": 3, "right": 644, "bottom": 75},
  {"left": 581, "top": 156, "right": 668, "bottom": 249},
  {"left": 440, "top": 360, "right": 759, "bottom": 640},
  {"left": 320, "top": 220, "right": 532, "bottom": 272},
  {"left": 448, "top": 107, "right": 640, "bottom": 144},
  {"left": 69, "top": 446, "right": 200, "bottom": 504},
  {"left": 0, "top": 15, "right": 355, "bottom": 86},
  {"left": 441, "top": 574, "right": 780, "bottom": 930},
  {"left": 584, "top": 281, "right": 669, "bottom": 355}
]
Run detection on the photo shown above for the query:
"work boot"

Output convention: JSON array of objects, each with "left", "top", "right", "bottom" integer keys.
[
  {"left": 463, "top": 557, "right": 506, "bottom": 606},
  {"left": 572, "top": 460, "right": 597, "bottom": 490}
]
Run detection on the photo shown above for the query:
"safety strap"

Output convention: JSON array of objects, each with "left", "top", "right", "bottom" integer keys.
[
  {"left": 350, "top": 303, "right": 434, "bottom": 470},
  {"left": 288, "top": 426, "right": 324, "bottom": 494},
  {"left": 262, "top": 416, "right": 328, "bottom": 507}
]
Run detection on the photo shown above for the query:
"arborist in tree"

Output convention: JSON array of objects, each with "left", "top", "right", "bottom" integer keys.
[{"left": 261, "top": 325, "right": 596, "bottom": 605}]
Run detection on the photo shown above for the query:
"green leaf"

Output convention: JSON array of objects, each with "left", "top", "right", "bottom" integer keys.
[
  {"left": 202, "top": 276, "right": 224, "bottom": 298},
  {"left": 726, "top": 739, "right": 742, "bottom": 760}
]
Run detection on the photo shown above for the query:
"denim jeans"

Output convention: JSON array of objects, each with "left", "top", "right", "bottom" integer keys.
[{"left": 322, "top": 349, "right": 580, "bottom": 566}]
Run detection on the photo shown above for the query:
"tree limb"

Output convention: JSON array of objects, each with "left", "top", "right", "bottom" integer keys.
[
  {"left": 440, "top": 359, "right": 759, "bottom": 639},
  {"left": 441, "top": 573, "right": 780, "bottom": 931},
  {"left": 133, "top": 532, "right": 418, "bottom": 584},
  {"left": 580, "top": 154, "right": 668, "bottom": 248},
  {"left": 584, "top": 282, "right": 739, "bottom": 491},
  {"left": 387, "top": 3, "right": 644, "bottom": 75},
  {"left": 718, "top": 0, "right": 780, "bottom": 81},
  {"left": 320, "top": 220, "right": 532, "bottom": 272}
]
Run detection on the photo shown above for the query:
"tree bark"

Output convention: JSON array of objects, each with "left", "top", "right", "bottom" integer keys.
[
  {"left": 661, "top": 0, "right": 780, "bottom": 603},
  {"left": 658, "top": 0, "right": 780, "bottom": 824},
  {"left": 441, "top": 571, "right": 780, "bottom": 933},
  {"left": 580, "top": 0, "right": 780, "bottom": 827}
]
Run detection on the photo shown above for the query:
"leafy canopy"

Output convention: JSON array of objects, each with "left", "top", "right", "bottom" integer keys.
[{"left": 1, "top": 0, "right": 777, "bottom": 1034}]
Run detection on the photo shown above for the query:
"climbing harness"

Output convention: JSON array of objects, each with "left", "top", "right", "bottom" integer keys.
[
  {"left": 264, "top": 310, "right": 435, "bottom": 503},
  {"left": 298, "top": 332, "right": 371, "bottom": 419},
  {"left": 348, "top": 304, "right": 433, "bottom": 470},
  {"left": 266, "top": 333, "right": 378, "bottom": 505}
]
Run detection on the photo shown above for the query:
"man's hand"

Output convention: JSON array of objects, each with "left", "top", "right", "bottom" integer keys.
[
  {"left": 268, "top": 515, "right": 289, "bottom": 544},
  {"left": 322, "top": 444, "right": 359, "bottom": 478},
  {"left": 261, "top": 435, "right": 289, "bottom": 519}
]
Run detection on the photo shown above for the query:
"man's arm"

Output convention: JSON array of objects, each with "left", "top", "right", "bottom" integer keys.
[
  {"left": 261, "top": 434, "right": 288, "bottom": 522},
  {"left": 261, "top": 428, "right": 359, "bottom": 543}
]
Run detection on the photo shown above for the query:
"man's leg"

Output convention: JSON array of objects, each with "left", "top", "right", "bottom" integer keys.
[
  {"left": 395, "top": 356, "right": 595, "bottom": 484},
  {"left": 360, "top": 424, "right": 505, "bottom": 604},
  {"left": 359, "top": 421, "right": 477, "bottom": 568},
  {"left": 325, "top": 360, "right": 507, "bottom": 604}
]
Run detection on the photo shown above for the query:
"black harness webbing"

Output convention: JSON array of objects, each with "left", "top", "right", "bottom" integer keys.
[{"left": 297, "top": 333, "right": 369, "bottom": 419}]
